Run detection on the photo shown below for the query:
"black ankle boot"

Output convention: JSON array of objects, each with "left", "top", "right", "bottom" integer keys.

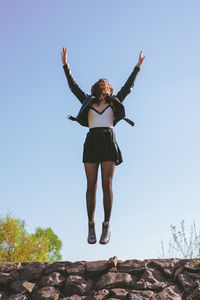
[
  {"left": 99, "top": 221, "right": 111, "bottom": 244},
  {"left": 87, "top": 221, "right": 96, "bottom": 244}
]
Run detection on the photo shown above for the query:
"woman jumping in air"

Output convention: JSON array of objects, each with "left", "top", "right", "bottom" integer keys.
[{"left": 61, "top": 48, "right": 145, "bottom": 245}]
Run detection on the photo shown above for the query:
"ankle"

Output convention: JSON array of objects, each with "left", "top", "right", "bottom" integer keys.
[
  {"left": 103, "top": 221, "right": 109, "bottom": 226},
  {"left": 89, "top": 221, "right": 95, "bottom": 225}
]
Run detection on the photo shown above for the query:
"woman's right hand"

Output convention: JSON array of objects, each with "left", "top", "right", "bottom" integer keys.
[{"left": 61, "top": 47, "right": 67, "bottom": 65}]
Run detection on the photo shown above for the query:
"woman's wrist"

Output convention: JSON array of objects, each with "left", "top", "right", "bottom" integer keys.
[{"left": 136, "top": 62, "right": 141, "bottom": 68}]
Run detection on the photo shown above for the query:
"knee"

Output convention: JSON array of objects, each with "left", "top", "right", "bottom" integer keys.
[
  {"left": 87, "top": 181, "right": 98, "bottom": 192},
  {"left": 102, "top": 178, "right": 113, "bottom": 192}
]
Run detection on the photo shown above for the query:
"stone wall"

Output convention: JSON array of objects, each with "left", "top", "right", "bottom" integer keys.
[{"left": 0, "top": 257, "right": 200, "bottom": 299}]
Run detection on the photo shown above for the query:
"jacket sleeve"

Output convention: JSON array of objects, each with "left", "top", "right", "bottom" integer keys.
[
  {"left": 115, "top": 65, "right": 141, "bottom": 102},
  {"left": 63, "top": 63, "right": 87, "bottom": 104}
]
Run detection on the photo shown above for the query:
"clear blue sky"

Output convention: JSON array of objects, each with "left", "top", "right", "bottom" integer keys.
[{"left": 1, "top": 0, "right": 200, "bottom": 262}]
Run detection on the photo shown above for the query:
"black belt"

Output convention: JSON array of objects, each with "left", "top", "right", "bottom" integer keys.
[{"left": 89, "top": 127, "right": 113, "bottom": 131}]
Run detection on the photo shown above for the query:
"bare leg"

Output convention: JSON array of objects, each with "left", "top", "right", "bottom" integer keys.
[
  {"left": 84, "top": 162, "right": 99, "bottom": 222},
  {"left": 101, "top": 161, "right": 116, "bottom": 222}
]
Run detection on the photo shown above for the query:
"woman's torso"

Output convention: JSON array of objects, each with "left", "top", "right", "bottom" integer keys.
[{"left": 88, "top": 102, "right": 114, "bottom": 129}]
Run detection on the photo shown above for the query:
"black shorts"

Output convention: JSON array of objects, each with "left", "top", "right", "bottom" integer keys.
[{"left": 82, "top": 127, "right": 123, "bottom": 166}]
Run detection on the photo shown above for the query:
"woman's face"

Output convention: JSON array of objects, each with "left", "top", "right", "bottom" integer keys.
[{"left": 98, "top": 81, "right": 111, "bottom": 96}]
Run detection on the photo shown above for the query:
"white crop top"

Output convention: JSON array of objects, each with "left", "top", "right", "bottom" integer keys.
[{"left": 88, "top": 105, "right": 114, "bottom": 128}]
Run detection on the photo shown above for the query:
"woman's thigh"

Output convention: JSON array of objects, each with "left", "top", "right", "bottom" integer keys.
[
  {"left": 84, "top": 163, "right": 99, "bottom": 186},
  {"left": 101, "top": 161, "right": 116, "bottom": 187}
]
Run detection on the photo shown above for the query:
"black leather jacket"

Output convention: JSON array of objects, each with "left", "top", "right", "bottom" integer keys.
[{"left": 63, "top": 63, "right": 141, "bottom": 127}]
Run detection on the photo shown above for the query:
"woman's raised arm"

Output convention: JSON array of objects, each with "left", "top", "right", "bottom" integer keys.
[
  {"left": 61, "top": 48, "right": 87, "bottom": 104},
  {"left": 116, "top": 51, "right": 145, "bottom": 102}
]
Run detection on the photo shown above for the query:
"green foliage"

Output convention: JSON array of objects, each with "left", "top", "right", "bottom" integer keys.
[
  {"left": 33, "top": 227, "right": 62, "bottom": 262},
  {"left": 0, "top": 212, "right": 63, "bottom": 263},
  {"left": 158, "top": 219, "right": 200, "bottom": 262}
]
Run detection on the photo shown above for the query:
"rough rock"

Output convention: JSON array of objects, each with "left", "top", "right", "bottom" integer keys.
[
  {"left": 92, "top": 289, "right": 109, "bottom": 299},
  {"left": 128, "top": 289, "right": 154, "bottom": 299},
  {"left": 184, "top": 260, "right": 200, "bottom": 272},
  {"left": 0, "top": 257, "right": 200, "bottom": 299},
  {"left": 177, "top": 273, "right": 198, "bottom": 292},
  {"left": 18, "top": 262, "right": 48, "bottom": 281},
  {"left": 95, "top": 272, "right": 135, "bottom": 290},
  {"left": 0, "top": 263, "right": 21, "bottom": 273},
  {"left": 151, "top": 285, "right": 183, "bottom": 299},
  {"left": 36, "top": 272, "right": 65, "bottom": 288},
  {"left": 108, "top": 256, "right": 118, "bottom": 268},
  {"left": 173, "top": 266, "right": 185, "bottom": 281},
  {"left": 43, "top": 261, "right": 69, "bottom": 276},
  {"left": 147, "top": 258, "right": 182, "bottom": 277},
  {"left": 62, "top": 296, "right": 86, "bottom": 300},
  {"left": 64, "top": 275, "right": 93, "bottom": 296},
  {"left": 117, "top": 259, "right": 146, "bottom": 274},
  {"left": 10, "top": 280, "right": 35, "bottom": 293},
  {"left": 134, "top": 267, "right": 169, "bottom": 291},
  {"left": 189, "top": 281, "right": 200, "bottom": 300},
  {"left": 7, "top": 294, "right": 29, "bottom": 300},
  {"left": 31, "top": 286, "right": 60, "bottom": 299},
  {"left": 86, "top": 260, "right": 116, "bottom": 277},
  {"left": 0, "top": 290, "right": 6, "bottom": 298},
  {"left": 0, "top": 272, "right": 13, "bottom": 286},
  {"left": 111, "top": 288, "right": 128, "bottom": 298},
  {"left": 65, "top": 262, "right": 86, "bottom": 276}
]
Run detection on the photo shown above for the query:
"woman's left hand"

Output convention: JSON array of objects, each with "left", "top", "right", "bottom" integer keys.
[{"left": 137, "top": 51, "right": 145, "bottom": 67}]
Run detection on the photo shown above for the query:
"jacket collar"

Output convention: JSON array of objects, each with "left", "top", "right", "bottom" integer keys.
[{"left": 83, "top": 95, "right": 122, "bottom": 105}]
